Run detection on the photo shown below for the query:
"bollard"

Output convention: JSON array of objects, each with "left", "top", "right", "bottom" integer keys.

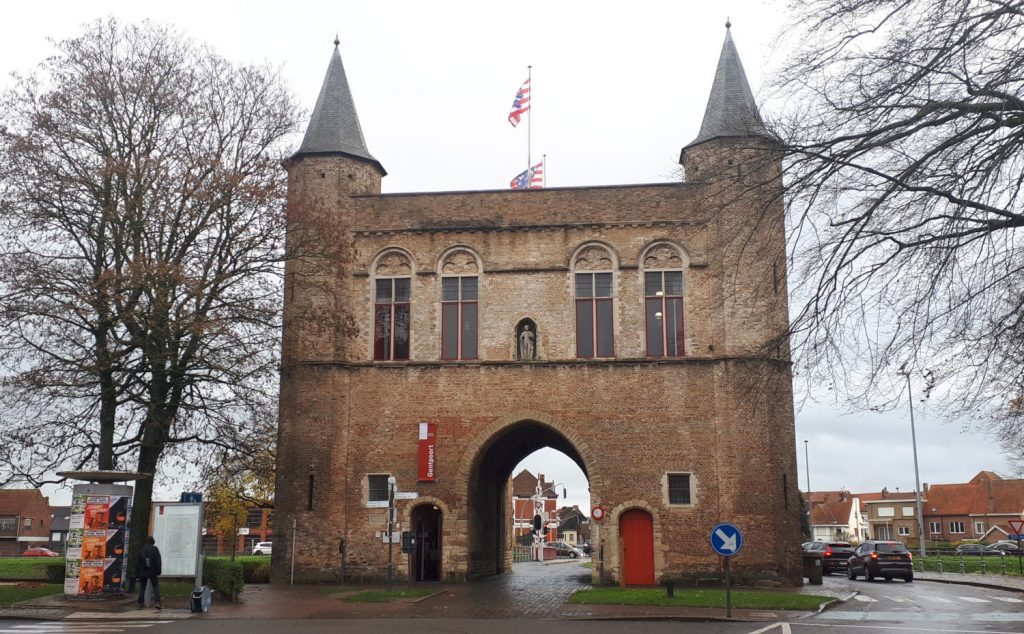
[
  {"left": 1001, "top": 558, "right": 1007, "bottom": 575},
  {"left": 665, "top": 581, "right": 675, "bottom": 598},
  {"left": 959, "top": 557, "right": 965, "bottom": 574},
  {"left": 937, "top": 559, "right": 943, "bottom": 574},
  {"left": 980, "top": 558, "right": 986, "bottom": 574}
]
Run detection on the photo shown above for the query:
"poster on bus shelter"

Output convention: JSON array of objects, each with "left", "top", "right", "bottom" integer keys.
[{"left": 64, "top": 484, "right": 132, "bottom": 596}]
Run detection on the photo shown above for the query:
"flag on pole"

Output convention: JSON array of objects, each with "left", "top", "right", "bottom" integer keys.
[
  {"left": 510, "top": 160, "right": 544, "bottom": 189},
  {"left": 508, "top": 78, "right": 531, "bottom": 127}
]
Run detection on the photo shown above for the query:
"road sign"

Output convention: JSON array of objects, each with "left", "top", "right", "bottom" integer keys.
[
  {"left": 591, "top": 506, "right": 605, "bottom": 521},
  {"left": 710, "top": 523, "right": 743, "bottom": 556},
  {"left": 1009, "top": 519, "right": 1024, "bottom": 534},
  {"left": 1009, "top": 534, "right": 1024, "bottom": 540}
]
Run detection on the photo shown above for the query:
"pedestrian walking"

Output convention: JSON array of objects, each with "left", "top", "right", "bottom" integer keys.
[{"left": 136, "top": 536, "right": 162, "bottom": 609}]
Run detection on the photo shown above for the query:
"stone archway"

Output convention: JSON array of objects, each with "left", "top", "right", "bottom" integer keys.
[{"left": 459, "top": 417, "right": 590, "bottom": 578}]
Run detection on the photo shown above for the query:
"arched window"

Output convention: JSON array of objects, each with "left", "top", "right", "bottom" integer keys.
[
  {"left": 642, "top": 244, "right": 685, "bottom": 357},
  {"left": 373, "top": 251, "right": 412, "bottom": 361},
  {"left": 440, "top": 249, "right": 479, "bottom": 360},
  {"left": 573, "top": 244, "right": 615, "bottom": 358}
]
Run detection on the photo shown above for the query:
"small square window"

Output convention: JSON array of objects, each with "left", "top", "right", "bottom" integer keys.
[
  {"left": 974, "top": 521, "right": 985, "bottom": 534},
  {"left": 667, "top": 473, "right": 692, "bottom": 505},
  {"left": 897, "top": 526, "right": 910, "bottom": 536},
  {"left": 368, "top": 475, "right": 390, "bottom": 502}
]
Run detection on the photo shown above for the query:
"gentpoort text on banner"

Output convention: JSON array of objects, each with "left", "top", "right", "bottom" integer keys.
[{"left": 418, "top": 421, "right": 436, "bottom": 481}]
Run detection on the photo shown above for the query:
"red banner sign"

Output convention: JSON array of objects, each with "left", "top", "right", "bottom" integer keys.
[{"left": 418, "top": 421, "right": 437, "bottom": 481}]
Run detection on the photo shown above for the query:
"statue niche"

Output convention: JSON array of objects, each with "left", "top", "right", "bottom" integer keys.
[{"left": 516, "top": 319, "right": 537, "bottom": 361}]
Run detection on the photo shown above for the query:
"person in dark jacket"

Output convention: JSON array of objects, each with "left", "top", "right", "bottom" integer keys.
[{"left": 135, "top": 536, "right": 162, "bottom": 609}]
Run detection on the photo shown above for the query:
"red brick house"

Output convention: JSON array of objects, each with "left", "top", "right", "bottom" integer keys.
[
  {"left": 510, "top": 470, "right": 558, "bottom": 543},
  {"left": 923, "top": 471, "right": 1024, "bottom": 543},
  {"left": 0, "top": 489, "right": 53, "bottom": 556}
]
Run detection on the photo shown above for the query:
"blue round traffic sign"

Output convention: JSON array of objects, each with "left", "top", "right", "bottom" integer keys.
[{"left": 710, "top": 522, "right": 743, "bottom": 556}]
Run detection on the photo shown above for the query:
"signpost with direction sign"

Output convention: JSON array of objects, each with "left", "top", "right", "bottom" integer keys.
[{"left": 710, "top": 523, "right": 743, "bottom": 618}]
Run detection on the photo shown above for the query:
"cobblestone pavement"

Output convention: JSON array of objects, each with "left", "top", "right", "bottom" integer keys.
[{"left": 415, "top": 559, "right": 593, "bottom": 619}]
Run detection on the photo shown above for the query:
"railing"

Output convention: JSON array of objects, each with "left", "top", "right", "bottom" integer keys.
[{"left": 914, "top": 549, "right": 1022, "bottom": 576}]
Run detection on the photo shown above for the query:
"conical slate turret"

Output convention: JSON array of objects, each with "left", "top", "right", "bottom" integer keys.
[
  {"left": 295, "top": 38, "right": 385, "bottom": 174},
  {"left": 683, "top": 22, "right": 770, "bottom": 150}
]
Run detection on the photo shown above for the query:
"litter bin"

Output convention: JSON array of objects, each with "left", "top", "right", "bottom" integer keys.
[
  {"left": 803, "top": 552, "right": 823, "bottom": 585},
  {"left": 190, "top": 586, "right": 213, "bottom": 613}
]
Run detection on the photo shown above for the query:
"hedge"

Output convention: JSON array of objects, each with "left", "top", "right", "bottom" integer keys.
[
  {"left": 45, "top": 563, "right": 64, "bottom": 584},
  {"left": 242, "top": 560, "right": 270, "bottom": 584},
  {"left": 203, "top": 558, "right": 244, "bottom": 600}
]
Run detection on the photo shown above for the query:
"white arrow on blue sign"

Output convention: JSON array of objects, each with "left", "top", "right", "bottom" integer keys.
[{"left": 710, "top": 522, "right": 743, "bottom": 556}]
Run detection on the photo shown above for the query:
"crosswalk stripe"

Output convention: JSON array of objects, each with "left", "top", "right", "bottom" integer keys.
[
  {"left": 958, "top": 596, "right": 991, "bottom": 603},
  {"left": 989, "top": 596, "right": 1024, "bottom": 603},
  {"left": 882, "top": 595, "right": 906, "bottom": 602},
  {"left": 922, "top": 595, "right": 953, "bottom": 603},
  {"left": 853, "top": 595, "right": 877, "bottom": 602}
]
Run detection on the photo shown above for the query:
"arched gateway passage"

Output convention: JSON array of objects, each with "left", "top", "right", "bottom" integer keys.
[{"left": 466, "top": 420, "right": 588, "bottom": 578}]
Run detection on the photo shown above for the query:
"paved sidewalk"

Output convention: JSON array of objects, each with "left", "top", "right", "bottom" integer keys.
[{"left": 916, "top": 570, "right": 1024, "bottom": 592}]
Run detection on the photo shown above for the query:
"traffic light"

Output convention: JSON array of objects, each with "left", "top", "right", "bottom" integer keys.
[{"left": 533, "top": 514, "right": 542, "bottom": 533}]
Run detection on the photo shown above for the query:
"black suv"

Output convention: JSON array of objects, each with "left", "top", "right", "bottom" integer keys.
[
  {"left": 848, "top": 540, "right": 913, "bottom": 582},
  {"left": 803, "top": 541, "right": 855, "bottom": 574}
]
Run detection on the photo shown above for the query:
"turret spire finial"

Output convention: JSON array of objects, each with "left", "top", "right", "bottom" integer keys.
[
  {"left": 334, "top": 34, "right": 340, "bottom": 47},
  {"left": 725, "top": 17, "right": 731, "bottom": 30}
]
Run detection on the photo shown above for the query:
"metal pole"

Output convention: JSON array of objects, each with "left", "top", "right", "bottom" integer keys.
[
  {"left": 387, "top": 476, "right": 396, "bottom": 592},
  {"left": 901, "top": 370, "right": 927, "bottom": 560},
  {"left": 290, "top": 519, "right": 296, "bottom": 585},
  {"left": 804, "top": 440, "right": 811, "bottom": 495},
  {"left": 724, "top": 556, "right": 732, "bottom": 618}
]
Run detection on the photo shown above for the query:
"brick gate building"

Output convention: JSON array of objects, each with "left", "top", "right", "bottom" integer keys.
[{"left": 273, "top": 25, "right": 802, "bottom": 586}]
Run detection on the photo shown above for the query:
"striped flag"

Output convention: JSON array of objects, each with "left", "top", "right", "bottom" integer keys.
[
  {"left": 510, "top": 160, "right": 544, "bottom": 189},
  {"left": 508, "top": 78, "right": 530, "bottom": 127}
]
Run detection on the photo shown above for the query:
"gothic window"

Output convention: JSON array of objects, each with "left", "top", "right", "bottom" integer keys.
[
  {"left": 642, "top": 244, "right": 686, "bottom": 357},
  {"left": 440, "top": 249, "right": 480, "bottom": 360},
  {"left": 573, "top": 245, "right": 615, "bottom": 358},
  {"left": 373, "top": 251, "right": 412, "bottom": 361}
]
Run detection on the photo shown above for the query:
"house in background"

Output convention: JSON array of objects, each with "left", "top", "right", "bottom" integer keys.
[
  {"left": 0, "top": 489, "right": 53, "bottom": 556},
  {"left": 49, "top": 506, "right": 72, "bottom": 555},
  {"left": 864, "top": 491, "right": 922, "bottom": 544},
  {"left": 200, "top": 506, "right": 273, "bottom": 555},
  {"left": 808, "top": 491, "right": 866, "bottom": 541},
  {"left": 510, "top": 470, "right": 559, "bottom": 544},
  {"left": 556, "top": 505, "right": 590, "bottom": 546},
  {"left": 923, "top": 471, "right": 1024, "bottom": 543}
]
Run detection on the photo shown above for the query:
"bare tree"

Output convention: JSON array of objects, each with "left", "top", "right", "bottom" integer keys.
[
  {"left": 0, "top": 18, "right": 300, "bottom": 561},
  {"left": 771, "top": 1, "right": 1024, "bottom": 445}
]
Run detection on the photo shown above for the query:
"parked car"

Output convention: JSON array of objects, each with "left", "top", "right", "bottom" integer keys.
[
  {"left": 955, "top": 543, "right": 990, "bottom": 556},
  {"left": 985, "top": 542, "right": 1021, "bottom": 555},
  {"left": 803, "top": 541, "right": 855, "bottom": 574},
  {"left": 544, "top": 541, "right": 582, "bottom": 558},
  {"left": 847, "top": 540, "right": 913, "bottom": 582},
  {"left": 252, "top": 541, "right": 273, "bottom": 556},
  {"left": 22, "top": 547, "right": 59, "bottom": 557}
]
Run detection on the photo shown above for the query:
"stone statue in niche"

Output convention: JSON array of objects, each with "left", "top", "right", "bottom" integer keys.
[{"left": 518, "top": 324, "right": 536, "bottom": 361}]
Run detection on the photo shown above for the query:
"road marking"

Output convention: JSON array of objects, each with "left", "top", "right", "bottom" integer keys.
[
  {"left": 883, "top": 595, "right": 906, "bottom": 602},
  {"left": 922, "top": 595, "right": 954, "bottom": 603},
  {"left": 746, "top": 623, "right": 792, "bottom": 634},
  {"left": 957, "top": 596, "right": 990, "bottom": 603},
  {"left": 0, "top": 623, "right": 167, "bottom": 634},
  {"left": 794, "top": 622, "right": 1024, "bottom": 634},
  {"left": 852, "top": 594, "right": 877, "bottom": 602},
  {"left": 988, "top": 596, "right": 1024, "bottom": 603}
]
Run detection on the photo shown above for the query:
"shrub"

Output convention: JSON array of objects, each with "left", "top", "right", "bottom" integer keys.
[
  {"left": 203, "top": 558, "right": 243, "bottom": 600},
  {"left": 242, "top": 561, "right": 270, "bottom": 584},
  {"left": 44, "top": 563, "right": 64, "bottom": 584}
]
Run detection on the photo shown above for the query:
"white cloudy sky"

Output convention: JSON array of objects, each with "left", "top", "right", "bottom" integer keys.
[{"left": 2, "top": 1, "right": 1008, "bottom": 510}]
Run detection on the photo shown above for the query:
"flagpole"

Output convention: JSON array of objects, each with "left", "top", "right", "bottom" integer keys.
[
  {"left": 527, "top": 65, "right": 532, "bottom": 171},
  {"left": 543, "top": 153, "right": 547, "bottom": 187}
]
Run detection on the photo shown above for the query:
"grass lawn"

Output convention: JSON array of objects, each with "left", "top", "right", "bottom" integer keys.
[
  {"left": 0, "top": 583, "right": 63, "bottom": 607},
  {"left": 345, "top": 588, "right": 441, "bottom": 603},
  {"left": 0, "top": 558, "right": 63, "bottom": 581},
  {"left": 569, "top": 587, "right": 831, "bottom": 611},
  {"left": 581, "top": 562, "right": 593, "bottom": 569},
  {"left": 919, "top": 555, "right": 1023, "bottom": 576}
]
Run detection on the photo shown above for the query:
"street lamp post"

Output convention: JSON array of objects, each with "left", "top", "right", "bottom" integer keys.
[
  {"left": 899, "top": 368, "right": 927, "bottom": 561},
  {"left": 804, "top": 440, "right": 811, "bottom": 495}
]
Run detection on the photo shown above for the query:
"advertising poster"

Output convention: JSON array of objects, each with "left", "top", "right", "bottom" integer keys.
[{"left": 64, "top": 484, "right": 133, "bottom": 597}]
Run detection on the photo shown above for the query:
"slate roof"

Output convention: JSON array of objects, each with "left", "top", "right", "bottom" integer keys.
[
  {"left": 50, "top": 506, "right": 72, "bottom": 532},
  {"left": 684, "top": 23, "right": 771, "bottom": 150},
  {"left": 295, "top": 39, "right": 385, "bottom": 174}
]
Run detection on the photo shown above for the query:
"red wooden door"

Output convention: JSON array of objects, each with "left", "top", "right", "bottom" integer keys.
[{"left": 620, "top": 509, "right": 655, "bottom": 585}]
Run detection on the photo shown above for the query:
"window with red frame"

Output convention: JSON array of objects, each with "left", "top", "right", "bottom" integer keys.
[
  {"left": 374, "top": 277, "right": 410, "bottom": 360},
  {"left": 441, "top": 276, "right": 478, "bottom": 360},
  {"left": 644, "top": 271, "right": 684, "bottom": 356},
  {"left": 575, "top": 272, "right": 614, "bottom": 357}
]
